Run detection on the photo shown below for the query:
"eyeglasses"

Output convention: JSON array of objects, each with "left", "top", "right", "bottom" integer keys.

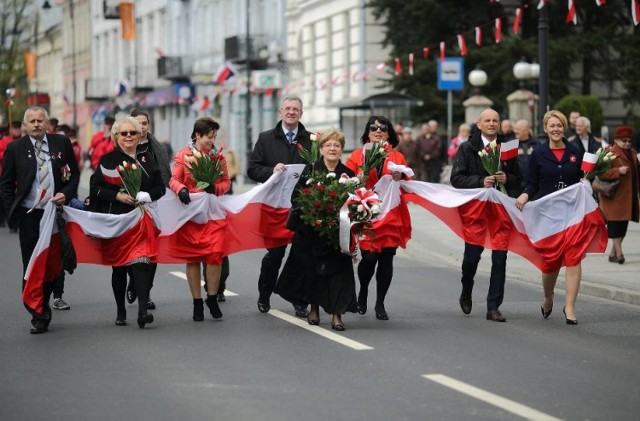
[
  {"left": 118, "top": 131, "right": 138, "bottom": 137},
  {"left": 369, "top": 124, "right": 388, "bottom": 133}
]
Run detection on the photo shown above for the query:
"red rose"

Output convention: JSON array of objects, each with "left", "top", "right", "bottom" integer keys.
[
  {"left": 315, "top": 184, "right": 325, "bottom": 193},
  {"left": 303, "top": 187, "right": 311, "bottom": 195},
  {"left": 314, "top": 220, "right": 322, "bottom": 227},
  {"left": 327, "top": 203, "right": 335, "bottom": 212},
  {"left": 313, "top": 200, "right": 321, "bottom": 208},
  {"left": 329, "top": 191, "right": 337, "bottom": 198}
]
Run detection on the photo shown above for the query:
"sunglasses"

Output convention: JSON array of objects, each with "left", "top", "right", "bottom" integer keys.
[
  {"left": 369, "top": 124, "right": 389, "bottom": 133},
  {"left": 118, "top": 131, "right": 139, "bottom": 137}
]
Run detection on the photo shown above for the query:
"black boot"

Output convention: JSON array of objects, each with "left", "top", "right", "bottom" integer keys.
[
  {"left": 193, "top": 298, "right": 204, "bottom": 322},
  {"left": 206, "top": 295, "right": 223, "bottom": 319}
]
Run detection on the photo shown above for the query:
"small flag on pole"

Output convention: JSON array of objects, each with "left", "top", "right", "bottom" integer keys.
[
  {"left": 439, "top": 42, "right": 445, "bottom": 62},
  {"left": 475, "top": 27, "right": 482, "bottom": 47},
  {"left": 408, "top": 53, "right": 414, "bottom": 75},
  {"left": 394, "top": 58, "right": 402, "bottom": 76},
  {"left": 457, "top": 35, "right": 467, "bottom": 56},
  {"left": 495, "top": 18, "right": 502, "bottom": 43},
  {"left": 499, "top": 139, "right": 519, "bottom": 161},
  {"left": 513, "top": 8, "right": 522, "bottom": 34},
  {"left": 566, "top": 0, "right": 577, "bottom": 24},
  {"left": 581, "top": 153, "right": 598, "bottom": 173}
]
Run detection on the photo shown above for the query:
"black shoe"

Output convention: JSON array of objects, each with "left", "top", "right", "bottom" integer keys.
[
  {"left": 193, "top": 298, "right": 204, "bottom": 322},
  {"left": 30, "top": 320, "right": 48, "bottom": 334},
  {"left": 126, "top": 281, "right": 137, "bottom": 304},
  {"left": 331, "top": 321, "right": 346, "bottom": 331},
  {"left": 206, "top": 295, "right": 223, "bottom": 319},
  {"left": 257, "top": 297, "right": 270, "bottom": 313},
  {"left": 357, "top": 291, "right": 368, "bottom": 315},
  {"left": 137, "top": 313, "right": 154, "bottom": 328},
  {"left": 294, "top": 305, "right": 309, "bottom": 318},
  {"left": 146, "top": 300, "right": 156, "bottom": 310},
  {"left": 115, "top": 315, "right": 127, "bottom": 327},
  {"left": 541, "top": 305, "right": 553, "bottom": 319},
  {"left": 486, "top": 309, "right": 506, "bottom": 322},
  {"left": 563, "top": 307, "right": 578, "bottom": 325},
  {"left": 307, "top": 317, "right": 320, "bottom": 326},
  {"left": 459, "top": 293, "right": 472, "bottom": 315},
  {"left": 618, "top": 255, "right": 625, "bottom": 264},
  {"left": 608, "top": 255, "right": 618, "bottom": 263},
  {"left": 217, "top": 292, "right": 226, "bottom": 302},
  {"left": 374, "top": 304, "right": 389, "bottom": 321}
]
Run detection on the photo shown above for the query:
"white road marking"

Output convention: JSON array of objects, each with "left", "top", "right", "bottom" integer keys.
[
  {"left": 269, "top": 310, "right": 374, "bottom": 351},
  {"left": 169, "top": 271, "right": 238, "bottom": 296},
  {"left": 423, "top": 374, "right": 561, "bottom": 421}
]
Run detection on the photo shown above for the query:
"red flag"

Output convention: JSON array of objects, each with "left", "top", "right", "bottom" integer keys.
[
  {"left": 499, "top": 139, "right": 519, "bottom": 161},
  {"left": 214, "top": 61, "right": 236, "bottom": 85},
  {"left": 633, "top": 0, "right": 640, "bottom": 25},
  {"left": 394, "top": 57, "right": 402, "bottom": 76},
  {"left": 422, "top": 47, "right": 430, "bottom": 59},
  {"left": 538, "top": 0, "right": 547, "bottom": 9},
  {"left": 495, "top": 18, "right": 502, "bottom": 43},
  {"left": 408, "top": 53, "right": 414, "bottom": 75},
  {"left": 475, "top": 27, "right": 482, "bottom": 47},
  {"left": 457, "top": 35, "right": 467, "bottom": 56},
  {"left": 513, "top": 8, "right": 522, "bottom": 34},
  {"left": 439, "top": 42, "right": 445, "bottom": 62},
  {"left": 566, "top": 0, "right": 577, "bottom": 24},
  {"left": 200, "top": 95, "right": 211, "bottom": 111}
]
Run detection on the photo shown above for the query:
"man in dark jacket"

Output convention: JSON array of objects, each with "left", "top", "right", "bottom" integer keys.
[
  {"left": 247, "top": 95, "right": 312, "bottom": 316},
  {"left": 450, "top": 108, "right": 521, "bottom": 322}
]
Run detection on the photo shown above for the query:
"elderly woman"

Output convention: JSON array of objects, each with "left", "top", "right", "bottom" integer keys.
[
  {"left": 276, "top": 130, "right": 357, "bottom": 330},
  {"left": 516, "top": 110, "right": 584, "bottom": 325},
  {"left": 598, "top": 126, "right": 639, "bottom": 264},
  {"left": 90, "top": 116, "right": 166, "bottom": 328},
  {"left": 169, "top": 117, "right": 230, "bottom": 321},
  {"left": 345, "top": 115, "right": 411, "bottom": 321}
]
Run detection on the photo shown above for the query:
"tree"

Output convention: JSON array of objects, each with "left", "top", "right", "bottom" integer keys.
[
  {"left": 0, "top": 0, "right": 31, "bottom": 124},
  {"left": 367, "top": 0, "right": 639, "bottom": 126}
]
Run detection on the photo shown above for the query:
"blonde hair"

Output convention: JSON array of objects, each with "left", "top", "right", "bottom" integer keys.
[
  {"left": 317, "top": 129, "right": 345, "bottom": 149},
  {"left": 543, "top": 110, "right": 568, "bottom": 131}
]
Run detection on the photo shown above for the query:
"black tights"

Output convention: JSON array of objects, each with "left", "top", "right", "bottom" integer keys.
[
  {"left": 357, "top": 249, "right": 395, "bottom": 306},
  {"left": 113, "top": 263, "right": 151, "bottom": 318}
]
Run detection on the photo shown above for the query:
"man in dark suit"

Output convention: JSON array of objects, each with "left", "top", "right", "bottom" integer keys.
[
  {"left": 0, "top": 107, "right": 80, "bottom": 334},
  {"left": 247, "top": 95, "right": 312, "bottom": 316},
  {"left": 569, "top": 116, "right": 600, "bottom": 154},
  {"left": 450, "top": 108, "right": 521, "bottom": 322}
]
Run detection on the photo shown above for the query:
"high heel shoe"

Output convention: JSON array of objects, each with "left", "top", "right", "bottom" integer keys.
[
  {"left": 206, "top": 295, "right": 223, "bottom": 319},
  {"left": 541, "top": 293, "right": 553, "bottom": 319},
  {"left": 618, "top": 255, "right": 625, "bottom": 264},
  {"left": 137, "top": 313, "right": 154, "bottom": 329},
  {"left": 374, "top": 304, "right": 389, "bottom": 321},
  {"left": 331, "top": 318, "right": 345, "bottom": 331},
  {"left": 563, "top": 307, "right": 578, "bottom": 325},
  {"left": 115, "top": 313, "right": 127, "bottom": 326},
  {"left": 608, "top": 255, "right": 618, "bottom": 263}
]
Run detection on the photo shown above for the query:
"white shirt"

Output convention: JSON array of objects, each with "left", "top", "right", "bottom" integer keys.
[{"left": 22, "top": 134, "right": 55, "bottom": 210}]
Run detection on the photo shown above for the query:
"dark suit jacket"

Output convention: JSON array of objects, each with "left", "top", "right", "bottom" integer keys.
[
  {"left": 0, "top": 134, "right": 80, "bottom": 228},
  {"left": 522, "top": 140, "right": 582, "bottom": 200},
  {"left": 568, "top": 133, "right": 600, "bottom": 155}
]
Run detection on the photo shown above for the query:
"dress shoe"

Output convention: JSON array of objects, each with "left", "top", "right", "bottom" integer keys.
[
  {"left": 206, "top": 295, "right": 223, "bottom": 319},
  {"left": 374, "top": 304, "right": 389, "bottom": 321},
  {"left": 53, "top": 298, "right": 70, "bottom": 310},
  {"left": 331, "top": 321, "right": 346, "bottom": 331},
  {"left": 608, "top": 255, "right": 618, "bottom": 263},
  {"left": 357, "top": 291, "right": 368, "bottom": 315},
  {"left": 146, "top": 300, "right": 156, "bottom": 310},
  {"left": 294, "top": 305, "right": 309, "bottom": 318},
  {"left": 217, "top": 292, "right": 226, "bottom": 302},
  {"left": 563, "top": 307, "right": 578, "bottom": 325},
  {"left": 193, "top": 298, "right": 204, "bottom": 322},
  {"left": 486, "top": 309, "right": 506, "bottom": 322},
  {"left": 618, "top": 255, "right": 625, "bottom": 264},
  {"left": 137, "top": 313, "right": 154, "bottom": 328},
  {"left": 126, "top": 282, "right": 137, "bottom": 304},
  {"left": 459, "top": 293, "right": 472, "bottom": 315},
  {"left": 30, "top": 320, "right": 48, "bottom": 334},
  {"left": 307, "top": 317, "right": 320, "bottom": 326},
  {"left": 257, "top": 298, "right": 270, "bottom": 313}
]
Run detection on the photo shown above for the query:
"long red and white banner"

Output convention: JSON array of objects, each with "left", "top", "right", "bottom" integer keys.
[{"left": 23, "top": 168, "right": 606, "bottom": 314}]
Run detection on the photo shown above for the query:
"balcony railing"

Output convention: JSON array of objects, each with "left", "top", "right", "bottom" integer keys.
[{"left": 157, "top": 56, "right": 193, "bottom": 81}]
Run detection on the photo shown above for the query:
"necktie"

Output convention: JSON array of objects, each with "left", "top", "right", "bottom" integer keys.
[
  {"left": 286, "top": 131, "right": 294, "bottom": 144},
  {"left": 34, "top": 139, "right": 52, "bottom": 207}
]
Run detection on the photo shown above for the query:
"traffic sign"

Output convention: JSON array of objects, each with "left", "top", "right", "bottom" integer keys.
[{"left": 437, "top": 58, "right": 464, "bottom": 91}]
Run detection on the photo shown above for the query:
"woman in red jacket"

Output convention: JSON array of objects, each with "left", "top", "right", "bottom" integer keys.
[
  {"left": 345, "top": 115, "right": 411, "bottom": 320},
  {"left": 169, "top": 117, "right": 231, "bottom": 321}
]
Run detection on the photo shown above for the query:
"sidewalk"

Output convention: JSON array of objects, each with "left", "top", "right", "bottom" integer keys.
[{"left": 398, "top": 203, "right": 640, "bottom": 306}]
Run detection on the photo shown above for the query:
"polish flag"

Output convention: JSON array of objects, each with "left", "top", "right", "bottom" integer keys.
[
  {"left": 213, "top": 61, "right": 236, "bottom": 85},
  {"left": 538, "top": 0, "right": 548, "bottom": 9},
  {"left": 408, "top": 53, "right": 414, "bottom": 75},
  {"left": 581, "top": 152, "right": 598, "bottom": 172},
  {"left": 394, "top": 58, "right": 402, "bottom": 76},
  {"left": 633, "top": 0, "right": 640, "bottom": 25},
  {"left": 513, "top": 8, "right": 523, "bottom": 34},
  {"left": 440, "top": 42, "right": 445, "bottom": 62},
  {"left": 457, "top": 35, "right": 467, "bottom": 56},
  {"left": 566, "top": 0, "right": 577, "bottom": 24},
  {"left": 423, "top": 47, "right": 430, "bottom": 59},
  {"left": 595, "top": 0, "right": 606, "bottom": 5},
  {"left": 495, "top": 18, "right": 502, "bottom": 43},
  {"left": 101, "top": 165, "right": 123, "bottom": 185},
  {"left": 475, "top": 27, "right": 482, "bottom": 47},
  {"left": 499, "top": 139, "right": 519, "bottom": 161},
  {"left": 376, "top": 62, "right": 387, "bottom": 75}
]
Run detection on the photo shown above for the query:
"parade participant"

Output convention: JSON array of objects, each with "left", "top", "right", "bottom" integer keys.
[
  {"left": 416, "top": 121, "right": 441, "bottom": 183},
  {"left": 169, "top": 117, "right": 230, "bottom": 321},
  {"left": 569, "top": 116, "right": 600, "bottom": 154},
  {"left": 597, "top": 126, "right": 639, "bottom": 265},
  {"left": 396, "top": 126, "right": 419, "bottom": 173},
  {"left": 515, "top": 110, "right": 583, "bottom": 325},
  {"left": 247, "top": 95, "right": 312, "bottom": 316},
  {"left": 276, "top": 130, "right": 357, "bottom": 330},
  {"left": 346, "top": 115, "right": 410, "bottom": 321},
  {"left": 0, "top": 107, "right": 79, "bottom": 334},
  {"left": 89, "top": 115, "right": 115, "bottom": 170},
  {"left": 0, "top": 121, "right": 23, "bottom": 229},
  {"left": 90, "top": 116, "right": 165, "bottom": 328},
  {"left": 450, "top": 108, "right": 521, "bottom": 322},
  {"left": 514, "top": 119, "right": 539, "bottom": 192}
]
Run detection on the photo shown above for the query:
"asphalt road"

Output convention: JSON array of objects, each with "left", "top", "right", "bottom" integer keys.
[{"left": 1, "top": 224, "right": 639, "bottom": 421}]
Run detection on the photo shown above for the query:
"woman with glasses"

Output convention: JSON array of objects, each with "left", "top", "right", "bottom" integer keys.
[
  {"left": 515, "top": 110, "right": 585, "bottom": 325},
  {"left": 90, "top": 116, "right": 166, "bottom": 328},
  {"left": 597, "top": 126, "right": 639, "bottom": 265},
  {"left": 345, "top": 115, "right": 411, "bottom": 321},
  {"left": 276, "top": 129, "right": 357, "bottom": 330},
  {"left": 169, "top": 117, "right": 230, "bottom": 322}
]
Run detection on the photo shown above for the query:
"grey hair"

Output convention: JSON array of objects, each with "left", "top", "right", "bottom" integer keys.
[
  {"left": 280, "top": 95, "right": 303, "bottom": 111},
  {"left": 111, "top": 115, "right": 143, "bottom": 139},
  {"left": 23, "top": 106, "right": 50, "bottom": 122},
  {"left": 576, "top": 116, "right": 591, "bottom": 132}
]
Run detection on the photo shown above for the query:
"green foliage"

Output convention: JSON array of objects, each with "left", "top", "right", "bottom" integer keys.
[{"left": 555, "top": 95, "right": 603, "bottom": 132}]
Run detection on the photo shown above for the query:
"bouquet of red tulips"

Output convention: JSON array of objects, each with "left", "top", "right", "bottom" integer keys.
[{"left": 184, "top": 146, "right": 225, "bottom": 190}]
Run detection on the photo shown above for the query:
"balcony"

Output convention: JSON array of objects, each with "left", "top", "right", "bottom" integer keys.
[
  {"left": 224, "top": 35, "right": 268, "bottom": 65},
  {"left": 85, "top": 78, "right": 117, "bottom": 100},
  {"left": 127, "top": 65, "right": 158, "bottom": 91},
  {"left": 157, "top": 56, "right": 192, "bottom": 81}
]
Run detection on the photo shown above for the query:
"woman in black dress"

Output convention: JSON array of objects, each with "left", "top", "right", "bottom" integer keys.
[
  {"left": 276, "top": 129, "right": 357, "bottom": 330},
  {"left": 90, "top": 116, "right": 166, "bottom": 328}
]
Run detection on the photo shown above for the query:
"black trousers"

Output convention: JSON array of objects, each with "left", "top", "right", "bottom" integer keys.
[
  {"left": 461, "top": 243, "right": 507, "bottom": 311},
  {"left": 357, "top": 248, "right": 396, "bottom": 306},
  {"left": 113, "top": 263, "right": 151, "bottom": 318},
  {"left": 258, "top": 245, "right": 287, "bottom": 300}
]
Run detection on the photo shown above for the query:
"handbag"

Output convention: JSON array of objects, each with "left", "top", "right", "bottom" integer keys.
[{"left": 591, "top": 176, "right": 619, "bottom": 199}]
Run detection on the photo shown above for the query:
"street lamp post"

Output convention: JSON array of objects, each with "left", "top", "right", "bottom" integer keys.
[
  {"left": 538, "top": 3, "right": 549, "bottom": 134},
  {"left": 512, "top": 60, "right": 539, "bottom": 135},
  {"left": 463, "top": 68, "right": 493, "bottom": 124},
  {"left": 245, "top": 0, "right": 253, "bottom": 178}
]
